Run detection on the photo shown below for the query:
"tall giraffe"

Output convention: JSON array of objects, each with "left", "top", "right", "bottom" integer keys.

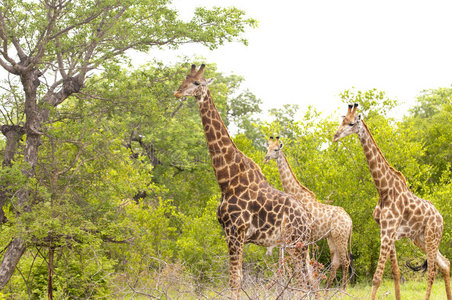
[
  {"left": 333, "top": 103, "right": 451, "bottom": 300},
  {"left": 264, "top": 136, "right": 353, "bottom": 291},
  {"left": 174, "top": 64, "right": 313, "bottom": 299}
]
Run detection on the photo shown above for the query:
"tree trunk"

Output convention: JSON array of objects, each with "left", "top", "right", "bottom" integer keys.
[
  {"left": 0, "top": 191, "right": 8, "bottom": 224},
  {"left": 0, "top": 134, "right": 42, "bottom": 290},
  {"left": 0, "top": 238, "right": 26, "bottom": 287},
  {"left": 0, "top": 125, "right": 26, "bottom": 224},
  {"left": 1, "top": 125, "right": 25, "bottom": 167},
  {"left": 0, "top": 133, "right": 38, "bottom": 287},
  {"left": 0, "top": 69, "right": 42, "bottom": 289}
]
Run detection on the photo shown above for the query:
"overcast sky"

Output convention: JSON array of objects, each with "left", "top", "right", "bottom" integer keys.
[{"left": 148, "top": 0, "right": 452, "bottom": 118}]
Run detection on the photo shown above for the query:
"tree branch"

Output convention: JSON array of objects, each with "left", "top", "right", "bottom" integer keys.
[{"left": 48, "top": 2, "right": 109, "bottom": 40}]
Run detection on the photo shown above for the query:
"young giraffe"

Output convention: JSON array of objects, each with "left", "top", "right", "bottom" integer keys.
[
  {"left": 333, "top": 103, "right": 451, "bottom": 300},
  {"left": 264, "top": 136, "right": 353, "bottom": 291},
  {"left": 174, "top": 64, "right": 313, "bottom": 299}
]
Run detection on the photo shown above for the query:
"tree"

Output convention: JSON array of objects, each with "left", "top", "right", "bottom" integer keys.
[
  {"left": 404, "top": 86, "right": 452, "bottom": 185},
  {"left": 0, "top": 0, "right": 256, "bottom": 289}
]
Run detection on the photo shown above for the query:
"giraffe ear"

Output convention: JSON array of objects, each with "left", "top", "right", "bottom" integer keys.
[
  {"left": 205, "top": 78, "right": 215, "bottom": 86},
  {"left": 279, "top": 142, "right": 284, "bottom": 149},
  {"left": 357, "top": 113, "right": 362, "bottom": 120}
]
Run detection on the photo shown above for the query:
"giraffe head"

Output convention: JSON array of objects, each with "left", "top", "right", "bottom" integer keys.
[
  {"left": 333, "top": 103, "right": 362, "bottom": 142},
  {"left": 264, "top": 136, "right": 284, "bottom": 163},
  {"left": 174, "top": 64, "right": 215, "bottom": 99}
]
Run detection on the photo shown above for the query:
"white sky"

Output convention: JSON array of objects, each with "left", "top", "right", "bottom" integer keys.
[{"left": 147, "top": 0, "right": 452, "bottom": 118}]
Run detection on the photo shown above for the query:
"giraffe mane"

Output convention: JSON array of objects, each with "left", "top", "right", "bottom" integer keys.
[
  {"left": 361, "top": 120, "right": 407, "bottom": 184},
  {"left": 205, "top": 90, "right": 235, "bottom": 143},
  {"left": 281, "top": 152, "right": 316, "bottom": 199},
  {"left": 203, "top": 90, "right": 266, "bottom": 179}
]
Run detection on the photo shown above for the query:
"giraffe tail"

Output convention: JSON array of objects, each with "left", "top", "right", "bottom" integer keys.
[
  {"left": 406, "top": 259, "right": 428, "bottom": 273},
  {"left": 348, "top": 253, "right": 355, "bottom": 283}
]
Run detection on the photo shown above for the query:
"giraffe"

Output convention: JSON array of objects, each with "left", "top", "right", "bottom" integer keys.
[
  {"left": 174, "top": 64, "right": 313, "bottom": 299},
  {"left": 333, "top": 103, "right": 452, "bottom": 300},
  {"left": 264, "top": 136, "right": 353, "bottom": 292}
]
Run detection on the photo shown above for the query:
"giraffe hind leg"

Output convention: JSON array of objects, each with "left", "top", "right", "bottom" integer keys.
[
  {"left": 326, "top": 235, "right": 351, "bottom": 292},
  {"left": 336, "top": 232, "right": 352, "bottom": 291},
  {"left": 436, "top": 251, "right": 452, "bottom": 300},
  {"left": 325, "top": 238, "right": 339, "bottom": 290},
  {"left": 412, "top": 236, "right": 450, "bottom": 300},
  {"left": 339, "top": 249, "right": 351, "bottom": 291},
  {"left": 326, "top": 256, "right": 340, "bottom": 290}
]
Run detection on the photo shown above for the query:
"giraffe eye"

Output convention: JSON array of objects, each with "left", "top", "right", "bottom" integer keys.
[
  {"left": 349, "top": 123, "right": 355, "bottom": 126},
  {"left": 194, "top": 81, "right": 200, "bottom": 86}
]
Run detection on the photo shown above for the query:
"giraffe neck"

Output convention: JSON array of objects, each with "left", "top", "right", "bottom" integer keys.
[
  {"left": 357, "top": 121, "right": 407, "bottom": 196},
  {"left": 276, "top": 152, "right": 316, "bottom": 201},
  {"left": 196, "top": 90, "right": 265, "bottom": 192}
]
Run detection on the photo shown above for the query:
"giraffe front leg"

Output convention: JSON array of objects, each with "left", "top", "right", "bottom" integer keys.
[
  {"left": 425, "top": 250, "right": 438, "bottom": 300},
  {"left": 425, "top": 241, "right": 439, "bottom": 300},
  {"left": 227, "top": 229, "right": 245, "bottom": 299},
  {"left": 389, "top": 244, "right": 401, "bottom": 300},
  {"left": 370, "top": 238, "right": 393, "bottom": 300}
]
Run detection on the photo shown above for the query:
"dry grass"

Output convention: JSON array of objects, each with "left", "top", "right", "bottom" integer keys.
[{"left": 108, "top": 257, "right": 450, "bottom": 299}]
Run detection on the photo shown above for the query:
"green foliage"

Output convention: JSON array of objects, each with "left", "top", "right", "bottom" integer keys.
[
  {"left": 429, "top": 170, "right": 452, "bottom": 257},
  {"left": 410, "top": 86, "right": 452, "bottom": 118},
  {"left": 176, "top": 196, "right": 228, "bottom": 283},
  {"left": 1, "top": 1, "right": 452, "bottom": 292},
  {"left": 54, "top": 246, "right": 115, "bottom": 298},
  {"left": 340, "top": 88, "right": 399, "bottom": 118},
  {"left": 109, "top": 198, "right": 183, "bottom": 284},
  {"left": 404, "top": 87, "right": 452, "bottom": 184}
]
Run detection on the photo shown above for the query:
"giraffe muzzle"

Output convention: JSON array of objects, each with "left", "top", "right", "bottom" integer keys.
[{"left": 174, "top": 91, "right": 183, "bottom": 98}]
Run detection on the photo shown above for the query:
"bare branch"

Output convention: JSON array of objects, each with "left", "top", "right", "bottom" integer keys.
[
  {"left": 28, "top": 2, "right": 61, "bottom": 69},
  {"left": 54, "top": 37, "right": 67, "bottom": 78},
  {"left": 0, "top": 9, "right": 18, "bottom": 72}
]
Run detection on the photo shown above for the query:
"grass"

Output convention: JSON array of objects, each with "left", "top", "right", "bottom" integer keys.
[
  {"left": 162, "top": 279, "right": 451, "bottom": 299},
  {"left": 116, "top": 267, "right": 451, "bottom": 300},
  {"left": 332, "top": 279, "right": 449, "bottom": 299}
]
